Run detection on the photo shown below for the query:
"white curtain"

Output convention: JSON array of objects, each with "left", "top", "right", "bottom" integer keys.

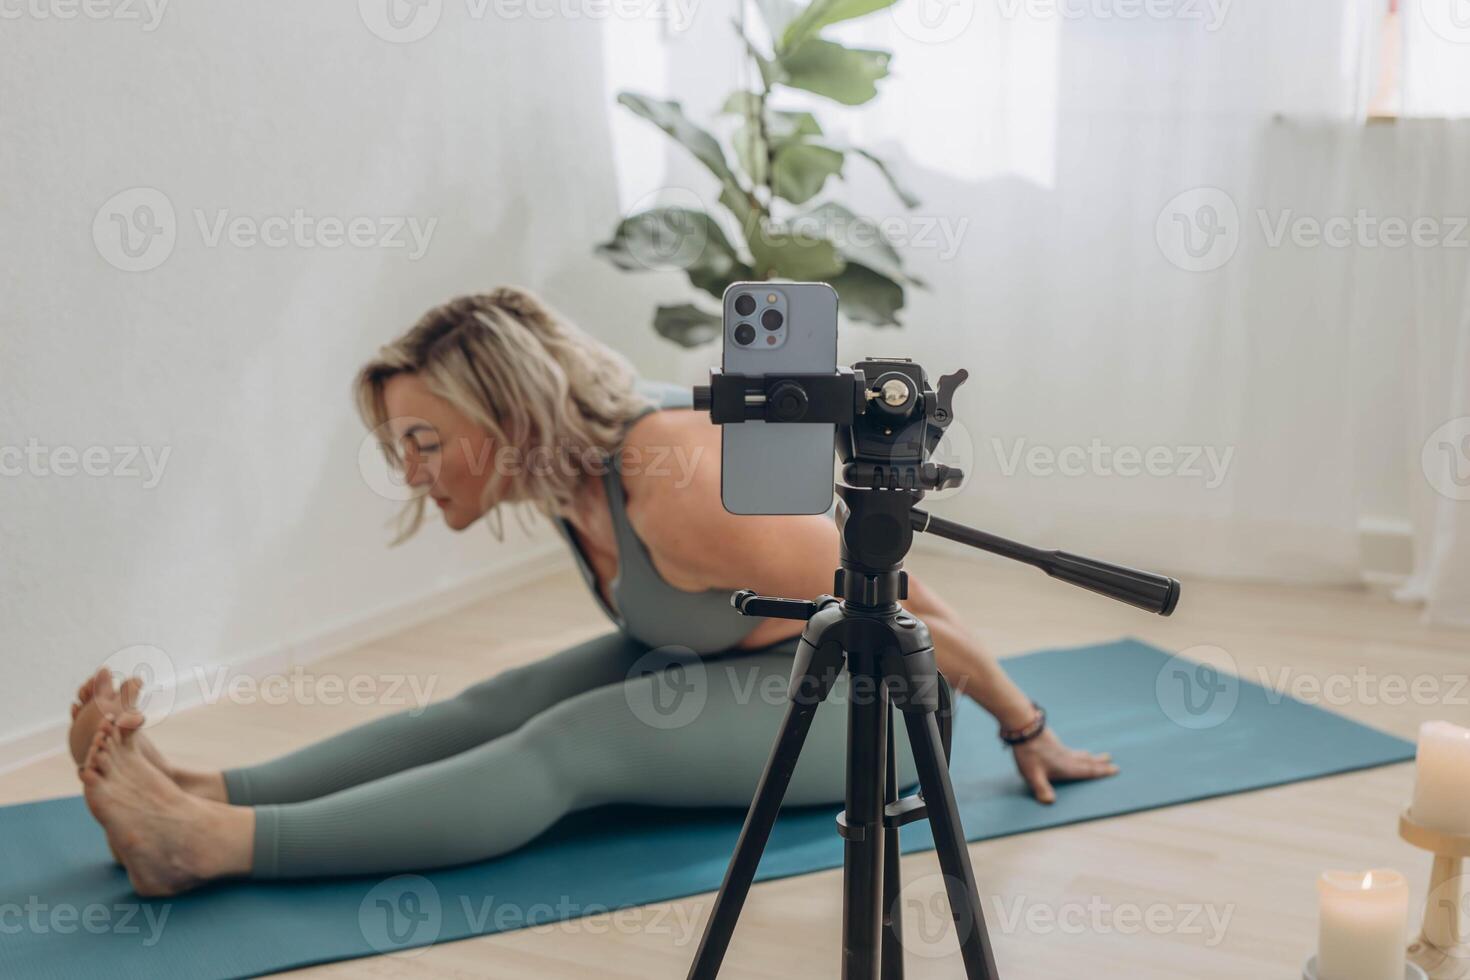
[
  {"left": 1395, "top": 122, "right": 1470, "bottom": 626},
  {"left": 642, "top": 0, "right": 1470, "bottom": 618},
  {"left": 1401, "top": 0, "right": 1470, "bottom": 118}
]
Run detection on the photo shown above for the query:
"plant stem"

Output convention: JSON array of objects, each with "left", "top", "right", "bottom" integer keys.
[{"left": 752, "top": 50, "right": 775, "bottom": 278}]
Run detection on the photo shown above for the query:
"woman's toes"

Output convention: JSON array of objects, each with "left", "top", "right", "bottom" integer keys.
[
  {"left": 120, "top": 676, "right": 143, "bottom": 710},
  {"left": 94, "top": 668, "right": 116, "bottom": 702}
]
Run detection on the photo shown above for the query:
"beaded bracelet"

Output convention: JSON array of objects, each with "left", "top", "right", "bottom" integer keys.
[{"left": 998, "top": 702, "right": 1046, "bottom": 746}]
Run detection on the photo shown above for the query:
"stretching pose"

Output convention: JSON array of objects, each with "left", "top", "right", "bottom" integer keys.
[{"left": 70, "top": 287, "right": 1118, "bottom": 897}]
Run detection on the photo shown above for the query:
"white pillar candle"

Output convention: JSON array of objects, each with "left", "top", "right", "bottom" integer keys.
[
  {"left": 1317, "top": 869, "right": 1408, "bottom": 980},
  {"left": 1410, "top": 721, "right": 1470, "bottom": 836}
]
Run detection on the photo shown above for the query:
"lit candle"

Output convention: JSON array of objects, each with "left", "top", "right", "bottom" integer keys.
[
  {"left": 1317, "top": 869, "right": 1408, "bottom": 980},
  {"left": 1410, "top": 721, "right": 1470, "bottom": 836}
]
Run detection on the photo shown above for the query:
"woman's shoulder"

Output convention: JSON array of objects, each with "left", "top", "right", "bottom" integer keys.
[
  {"left": 621, "top": 400, "right": 715, "bottom": 456},
  {"left": 618, "top": 408, "right": 718, "bottom": 513}
]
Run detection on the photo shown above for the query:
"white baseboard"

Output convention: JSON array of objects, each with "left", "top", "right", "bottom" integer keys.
[
  {"left": 1358, "top": 516, "right": 1414, "bottom": 588},
  {"left": 0, "top": 544, "right": 570, "bottom": 776}
]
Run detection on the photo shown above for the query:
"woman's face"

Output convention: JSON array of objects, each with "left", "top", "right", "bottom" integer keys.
[{"left": 381, "top": 373, "right": 501, "bottom": 531}]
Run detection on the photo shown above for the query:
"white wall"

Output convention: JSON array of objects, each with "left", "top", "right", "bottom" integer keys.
[{"left": 0, "top": 4, "right": 690, "bottom": 757}]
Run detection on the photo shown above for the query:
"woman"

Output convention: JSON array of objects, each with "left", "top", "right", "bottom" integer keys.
[{"left": 71, "top": 286, "right": 1118, "bottom": 897}]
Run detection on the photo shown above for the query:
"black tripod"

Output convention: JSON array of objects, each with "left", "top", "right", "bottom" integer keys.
[{"left": 688, "top": 358, "right": 1180, "bottom": 979}]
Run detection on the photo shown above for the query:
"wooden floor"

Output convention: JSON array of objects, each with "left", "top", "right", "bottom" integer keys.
[{"left": 5, "top": 549, "right": 1467, "bottom": 978}]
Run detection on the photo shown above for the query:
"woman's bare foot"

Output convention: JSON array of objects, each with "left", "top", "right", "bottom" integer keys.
[
  {"left": 69, "top": 669, "right": 227, "bottom": 803},
  {"left": 79, "top": 719, "right": 253, "bottom": 897}
]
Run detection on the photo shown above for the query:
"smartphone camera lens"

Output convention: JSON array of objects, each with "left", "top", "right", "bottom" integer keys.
[
  {"left": 733, "top": 323, "right": 756, "bottom": 346},
  {"left": 734, "top": 294, "right": 757, "bottom": 316},
  {"left": 761, "top": 308, "right": 784, "bottom": 331}
]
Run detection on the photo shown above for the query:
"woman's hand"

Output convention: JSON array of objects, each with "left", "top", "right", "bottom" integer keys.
[{"left": 1011, "top": 729, "right": 1119, "bottom": 804}]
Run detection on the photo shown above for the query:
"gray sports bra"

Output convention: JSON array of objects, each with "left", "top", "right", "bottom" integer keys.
[{"left": 552, "top": 379, "right": 759, "bottom": 654}]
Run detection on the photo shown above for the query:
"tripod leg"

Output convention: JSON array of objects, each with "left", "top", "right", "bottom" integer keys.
[
  {"left": 687, "top": 668, "right": 831, "bottom": 979},
  {"left": 881, "top": 700, "right": 905, "bottom": 980},
  {"left": 842, "top": 655, "right": 888, "bottom": 979},
  {"left": 899, "top": 710, "right": 1001, "bottom": 980}
]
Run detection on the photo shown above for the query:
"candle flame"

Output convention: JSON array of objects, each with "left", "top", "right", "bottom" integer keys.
[{"left": 1362, "top": 872, "right": 1373, "bottom": 889}]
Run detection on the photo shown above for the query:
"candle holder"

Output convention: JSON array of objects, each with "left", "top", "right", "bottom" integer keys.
[
  {"left": 1400, "top": 808, "right": 1470, "bottom": 980},
  {"left": 1302, "top": 957, "right": 1427, "bottom": 980}
]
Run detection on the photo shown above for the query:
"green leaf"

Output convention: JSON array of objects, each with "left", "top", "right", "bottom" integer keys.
[
  {"left": 617, "top": 92, "right": 742, "bottom": 190},
  {"left": 720, "top": 93, "right": 822, "bottom": 142},
  {"left": 596, "top": 208, "right": 751, "bottom": 301},
  {"left": 792, "top": 201, "right": 924, "bottom": 287},
  {"left": 768, "top": 109, "right": 823, "bottom": 141},
  {"left": 826, "top": 261, "right": 905, "bottom": 325},
  {"left": 777, "top": 39, "right": 891, "bottom": 106},
  {"left": 737, "top": 29, "right": 788, "bottom": 90},
  {"left": 852, "top": 147, "right": 919, "bottom": 208},
  {"left": 780, "top": 0, "right": 898, "bottom": 54},
  {"left": 771, "top": 141, "right": 845, "bottom": 205},
  {"left": 748, "top": 222, "right": 845, "bottom": 280},
  {"left": 654, "top": 304, "right": 724, "bottom": 347},
  {"left": 718, "top": 183, "right": 759, "bottom": 237},
  {"left": 733, "top": 120, "right": 770, "bottom": 188},
  {"left": 720, "top": 91, "right": 762, "bottom": 116}
]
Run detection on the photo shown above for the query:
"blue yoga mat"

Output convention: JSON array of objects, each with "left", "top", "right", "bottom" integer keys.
[{"left": 0, "top": 639, "right": 1414, "bottom": 978}]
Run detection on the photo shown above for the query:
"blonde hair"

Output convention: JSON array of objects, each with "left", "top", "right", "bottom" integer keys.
[{"left": 354, "top": 286, "right": 652, "bottom": 543}]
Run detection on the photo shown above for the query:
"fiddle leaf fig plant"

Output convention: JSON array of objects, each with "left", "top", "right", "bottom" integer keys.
[{"left": 594, "top": 0, "right": 924, "bottom": 347}]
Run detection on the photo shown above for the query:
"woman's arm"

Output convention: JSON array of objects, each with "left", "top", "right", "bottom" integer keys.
[{"left": 900, "top": 575, "right": 1118, "bottom": 803}]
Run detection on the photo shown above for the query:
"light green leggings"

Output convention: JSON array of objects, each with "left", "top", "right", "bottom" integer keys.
[{"left": 223, "top": 632, "right": 921, "bottom": 878}]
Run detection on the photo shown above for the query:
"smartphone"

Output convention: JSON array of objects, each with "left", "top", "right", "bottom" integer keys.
[{"left": 720, "top": 281, "right": 838, "bottom": 515}]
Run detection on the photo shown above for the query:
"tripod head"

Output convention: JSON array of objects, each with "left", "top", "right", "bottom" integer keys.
[{"left": 694, "top": 357, "right": 1181, "bottom": 617}]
